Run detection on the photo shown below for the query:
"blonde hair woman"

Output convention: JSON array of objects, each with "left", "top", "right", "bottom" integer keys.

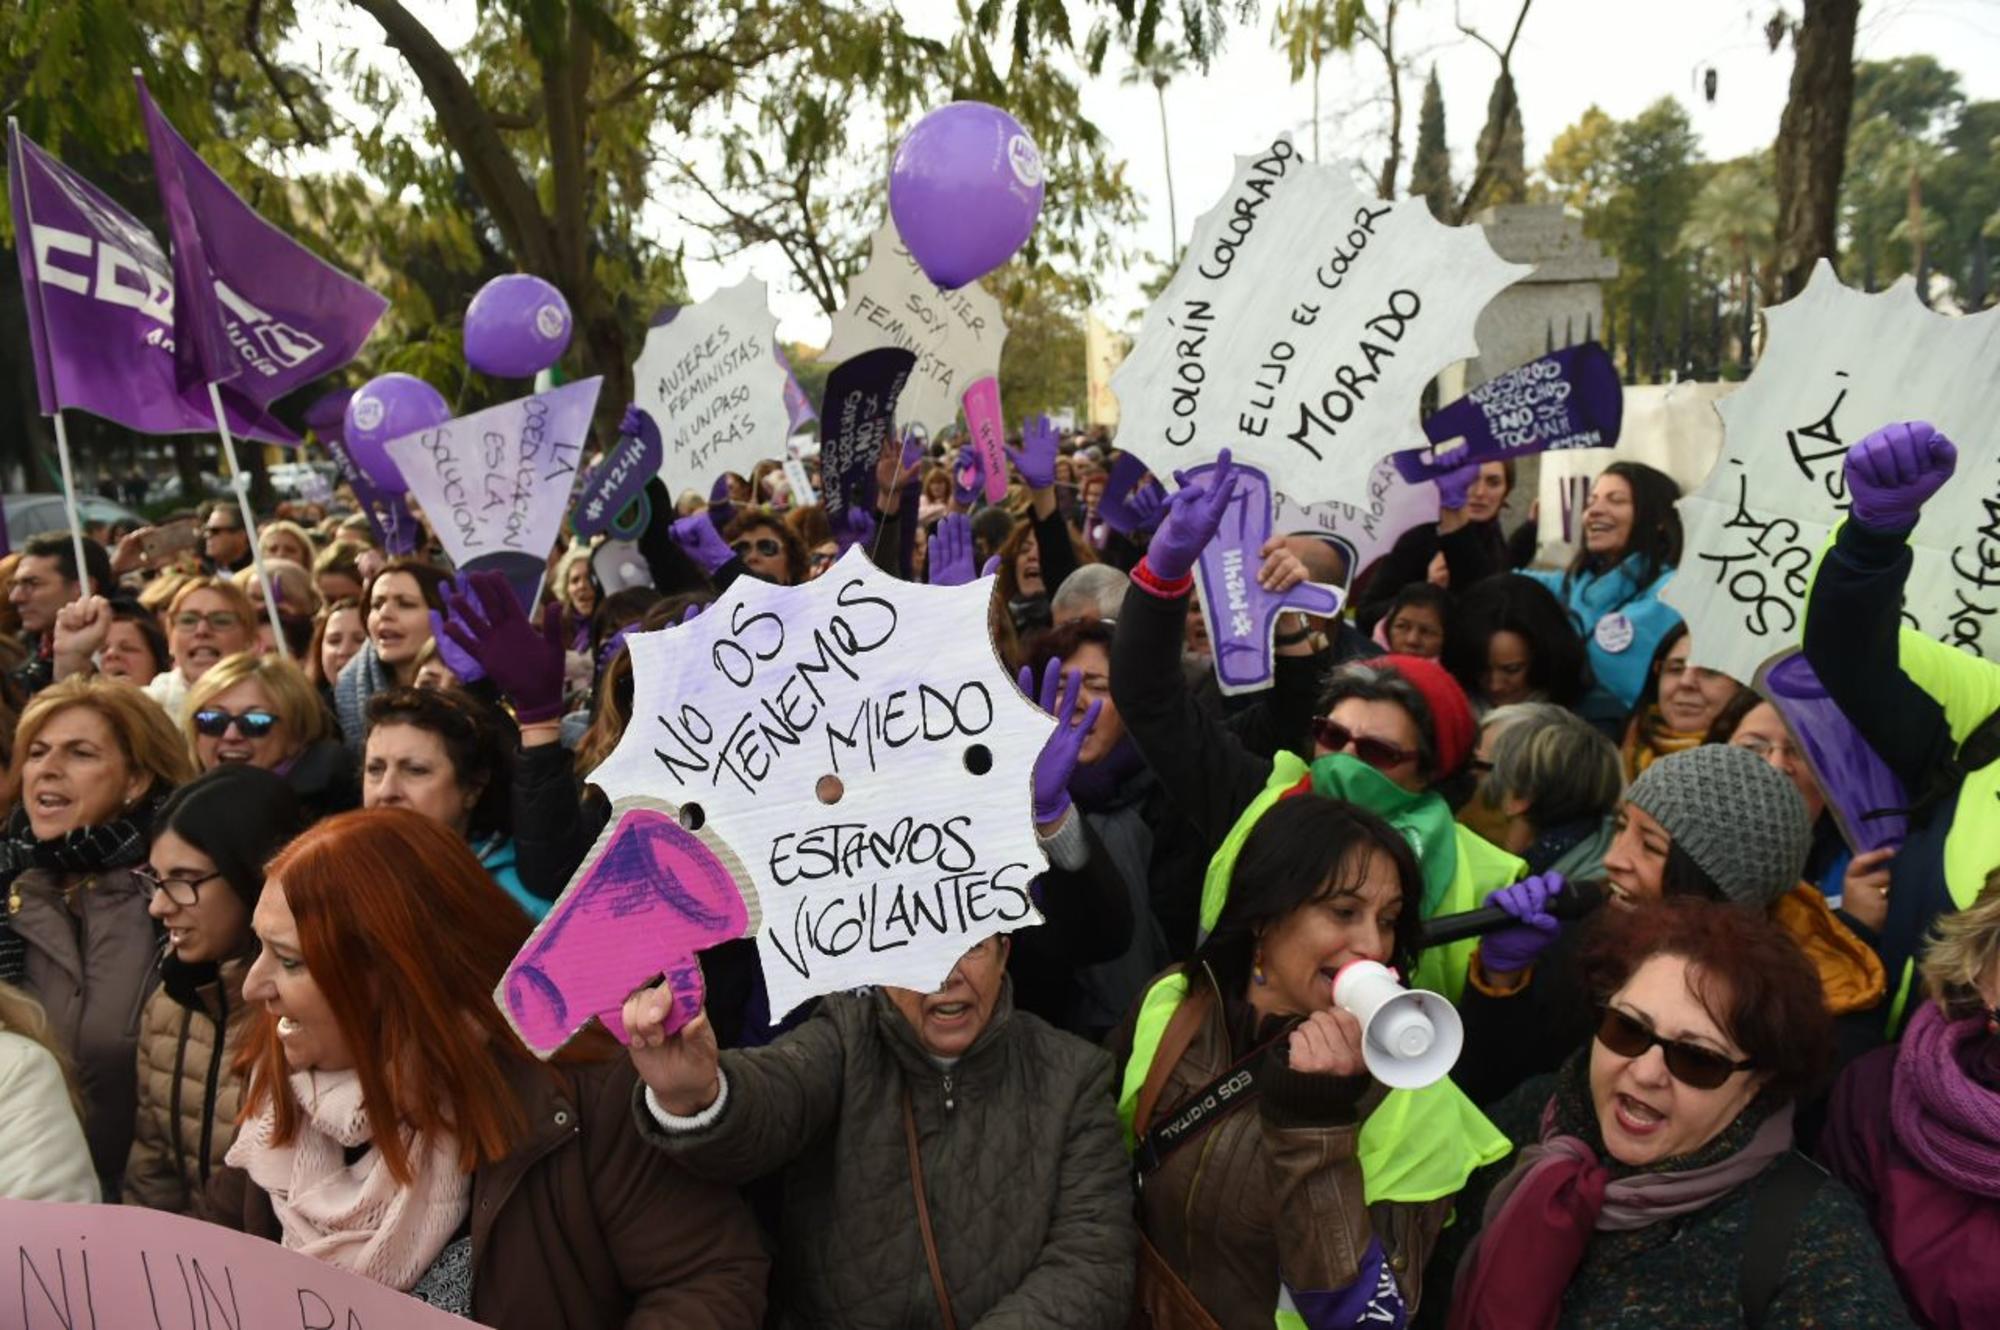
[
  {"left": 0, "top": 981, "right": 98, "bottom": 1201},
  {"left": 258, "top": 520, "right": 318, "bottom": 572},
  {"left": 146, "top": 577, "right": 262, "bottom": 722},
  {"left": 1, "top": 677, "right": 194, "bottom": 1194},
  {"left": 182, "top": 652, "right": 354, "bottom": 824}
]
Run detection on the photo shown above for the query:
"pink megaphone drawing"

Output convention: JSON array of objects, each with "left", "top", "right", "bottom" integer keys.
[{"left": 499, "top": 798, "right": 756, "bottom": 1057}]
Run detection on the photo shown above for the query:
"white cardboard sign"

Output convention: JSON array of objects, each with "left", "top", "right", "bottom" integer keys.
[
  {"left": 823, "top": 218, "right": 1006, "bottom": 434},
  {"left": 633, "top": 277, "right": 791, "bottom": 494},
  {"left": 383, "top": 377, "right": 599, "bottom": 572},
  {"left": 1110, "top": 136, "right": 1528, "bottom": 505},
  {"left": 588, "top": 546, "right": 1052, "bottom": 1016},
  {"left": 1271, "top": 455, "right": 1441, "bottom": 585},
  {"left": 1661, "top": 261, "right": 2000, "bottom": 684}
]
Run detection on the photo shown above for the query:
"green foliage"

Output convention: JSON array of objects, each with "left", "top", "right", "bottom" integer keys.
[
  {"left": 1542, "top": 98, "right": 1703, "bottom": 322},
  {"left": 991, "top": 264, "right": 1088, "bottom": 419},
  {"left": 1409, "top": 65, "right": 1452, "bottom": 219}
]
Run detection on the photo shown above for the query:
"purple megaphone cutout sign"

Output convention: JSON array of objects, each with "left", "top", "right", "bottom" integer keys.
[
  {"left": 1190, "top": 461, "right": 1346, "bottom": 696},
  {"left": 573, "top": 405, "right": 663, "bottom": 540},
  {"left": 1756, "top": 650, "right": 1909, "bottom": 854},
  {"left": 1394, "top": 342, "right": 1623, "bottom": 482},
  {"left": 499, "top": 799, "right": 755, "bottom": 1056}
]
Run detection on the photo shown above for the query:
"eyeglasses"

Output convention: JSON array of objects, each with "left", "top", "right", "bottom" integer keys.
[
  {"left": 134, "top": 866, "right": 224, "bottom": 907},
  {"left": 175, "top": 611, "right": 243, "bottom": 632},
  {"left": 192, "top": 707, "right": 279, "bottom": 739},
  {"left": 1733, "top": 734, "right": 1804, "bottom": 765},
  {"left": 732, "top": 538, "right": 783, "bottom": 559},
  {"left": 1594, "top": 1005, "right": 1754, "bottom": 1090},
  {"left": 1311, "top": 718, "right": 1419, "bottom": 772}
]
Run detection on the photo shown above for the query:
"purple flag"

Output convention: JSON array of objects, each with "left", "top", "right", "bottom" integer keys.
[
  {"left": 136, "top": 74, "right": 385, "bottom": 405},
  {"left": 1394, "top": 343, "right": 1623, "bottom": 482},
  {"left": 1189, "top": 462, "right": 1345, "bottom": 695},
  {"left": 775, "top": 343, "right": 817, "bottom": 430},
  {"left": 1756, "top": 650, "right": 1909, "bottom": 854},
  {"left": 7, "top": 123, "right": 296, "bottom": 442}
]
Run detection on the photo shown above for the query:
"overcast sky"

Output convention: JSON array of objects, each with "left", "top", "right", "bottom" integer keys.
[{"left": 288, "top": 0, "right": 2000, "bottom": 345}]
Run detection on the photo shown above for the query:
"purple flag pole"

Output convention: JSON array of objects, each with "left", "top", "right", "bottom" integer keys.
[{"left": 205, "top": 381, "right": 289, "bottom": 658}]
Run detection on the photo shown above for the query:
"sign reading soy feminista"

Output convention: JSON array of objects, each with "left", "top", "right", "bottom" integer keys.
[
  {"left": 1111, "top": 137, "right": 1528, "bottom": 505},
  {"left": 1661, "top": 261, "right": 2000, "bottom": 684},
  {"left": 580, "top": 547, "right": 1052, "bottom": 1018},
  {"left": 823, "top": 218, "right": 1006, "bottom": 434},
  {"left": 633, "top": 277, "right": 790, "bottom": 494}
]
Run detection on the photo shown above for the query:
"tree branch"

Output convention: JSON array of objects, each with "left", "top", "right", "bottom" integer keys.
[
  {"left": 1450, "top": 0, "right": 1533, "bottom": 220},
  {"left": 244, "top": 0, "right": 327, "bottom": 147}
]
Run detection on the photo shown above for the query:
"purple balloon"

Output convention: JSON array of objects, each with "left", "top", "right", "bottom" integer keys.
[
  {"left": 344, "top": 372, "right": 450, "bottom": 495},
  {"left": 889, "top": 102, "right": 1045, "bottom": 290},
  {"left": 464, "top": 273, "right": 573, "bottom": 378}
]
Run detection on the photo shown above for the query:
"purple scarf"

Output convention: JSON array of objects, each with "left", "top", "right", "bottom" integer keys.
[{"left": 1891, "top": 1001, "right": 2000, "bottom": 1199}]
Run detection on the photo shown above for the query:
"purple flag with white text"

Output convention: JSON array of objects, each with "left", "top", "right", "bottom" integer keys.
[
  {"left": 136, "top": 74, "right": 385, "bottom": 404},
  {"left": 7, "top": 122, "right": 296, "bottom": 442}
]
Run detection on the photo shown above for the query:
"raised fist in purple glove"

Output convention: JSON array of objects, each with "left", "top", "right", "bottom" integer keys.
[
  {"left": 928, "top": 513, "right": 977, "bottom": 587},
  {"left": 441, "top": 570, "right": 567, "bottom": 723},
  {"left": 1480, "top": 872, "right": 1568, "bottom": 976},
  {"left": 1844, "top": 420, "right": 1957, "bottom": 533},
  {"left": 832, "top": 504, "right": 876, "bottom": 555},
  {"left": 672, "top": 510, "right": 736, "bottom": 575},
  {"left": 1007, "top": 414, "right": 1060, "bottom": 491},
  {"left": 1435, "top": 458, "right": 1479, "bottom": 512},
  {"left": 1016, "top": 658, "right": 1104, "bottom": 827},
  {"left": 1144, "top": 448, "right": 1239, "bottom": 582}
]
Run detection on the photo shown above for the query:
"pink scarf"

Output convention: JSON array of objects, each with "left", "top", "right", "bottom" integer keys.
[
  {"left": 1891, "top": 1001, "right": 2000, "bottom": 1199},
  {"left": 1449, "top": 1090, "right": 1794, "bottom": 1330},
  {"left": 225, "top": 1068, "right": 470, "bottom": 1292}
]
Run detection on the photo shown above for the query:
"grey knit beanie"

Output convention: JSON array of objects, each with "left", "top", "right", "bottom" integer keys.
[{"left": 1624, "top": 744, "right": 1812, "bottom": 909}]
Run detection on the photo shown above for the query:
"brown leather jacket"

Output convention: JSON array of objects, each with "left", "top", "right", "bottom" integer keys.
[
  {"left": 124, "top": 958, "right": 248, "bottom": 1217},
  {"left": 1125, "top": 973, "right": 1451, "bottom": 1329},
  {"left": 213, "top": 1053, "right": 768, "bottom": 1328},
  {"left": 8, "top": 865, "right": 160, "bottom": 1195}
]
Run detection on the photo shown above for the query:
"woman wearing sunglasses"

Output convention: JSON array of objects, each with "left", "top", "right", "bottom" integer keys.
[
  {"left": 1821, "top": 870, "right": 2000, "bottom": 1329},
  {"left": 143, "top": 577, "right": 261, "bottom": 724},
  {"left": 182, "top": 652, "right": 357, "bottom": 824},
  {"left": 0, "top": 677, "right": 194, "bottom": 1196},
  {"left": 1108, "top": 452, "right": 1534, "bottom": 1000},
  {"left": 1439, "top": 897, "right": 1911, "bottom": 1329},
  {"left": 720, "top": 509, "right": 807, "bottom": 585},
  {"left": 1457, "top": 743, "right": 1885, "bottom": 1109},
  {"left": 126, "top": 765, "right": 305, "bottom": 1217}
]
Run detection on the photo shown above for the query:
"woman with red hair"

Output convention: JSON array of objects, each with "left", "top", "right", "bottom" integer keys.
[
  {"left": 1437, "top": 897, "right": 1909, "bottom": 1328},
  {"left": 209, "top": 808, "right": 767, "bottom": 1325}
]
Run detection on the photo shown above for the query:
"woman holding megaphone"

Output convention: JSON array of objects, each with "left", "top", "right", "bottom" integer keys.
[{"left": 1114, "top": 795, "right": 1507, "bottom": 1328}]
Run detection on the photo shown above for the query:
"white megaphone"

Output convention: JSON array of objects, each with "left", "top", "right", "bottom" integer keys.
[{"left": 1331, "top": 960, "right": 1463, "bottom": 1090}]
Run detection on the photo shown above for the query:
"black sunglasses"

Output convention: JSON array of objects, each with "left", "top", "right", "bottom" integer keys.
[
  {"left": 1311, "top": 718, "right": 1418, "bottom": 772},
  {"left": 732, "top": 537, "right": 783, "bottom": 559},
  {"left": 1595, "top": 1006, "right": 1754, "bottom": 1090},
  {"left": 192, "top": 707, "right": 279, "bottom": 739}
]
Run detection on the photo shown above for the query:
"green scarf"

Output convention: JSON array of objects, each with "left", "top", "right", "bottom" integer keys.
[{"left": 1307, "top": 752, "right": 1460, "bottom": 916}]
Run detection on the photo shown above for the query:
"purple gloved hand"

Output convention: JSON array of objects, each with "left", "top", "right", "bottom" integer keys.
[
  {"left": 1007, "top": 414, "right": 1060, "bottom": 490},
  {"left": 427, "top": 606, "right": 488, "bottom": 683},
  {"left": 706, "top": 473, "right": 738, "bottom": 533},
  {"left": 833, "top": 504, "right": 876, "bottom": 555},
  {"left": 1144, "top": 448, "right": 1239, "bottom": 582},
  {"left": 1844, "top": 420, "right": 1957, "bottom": 533},
  {"left": 1125, "top": 481, "right": 1167, "bottom": 534},
  {"left": 1479, "top": 873, "right": 1568, "bottom": 976},
  {"left": 1016, "top": 658, "right": 1104, "bottom": 826},
  {"left": 1435, "top": 459, "right": 1479, "bottom": 511},
  {"left": 929, "top": 513, "right": 977, "bottom": 586},
  {"left": 672, "top": 511, "right": 736, "bottom": 575},
  {"left": 952, "top": 446, "right": 984, "bottom": 507},
  {"left": 981, "top": 554, "right": 1001, "bottom": 578},
  {"left": 441, "top": 570, "right": 567, "bottom": 723}
]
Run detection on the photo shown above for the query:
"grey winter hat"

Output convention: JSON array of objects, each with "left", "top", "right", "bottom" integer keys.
[{"left": 1624, "top": 743, "right": 1812, "bottom": 910}]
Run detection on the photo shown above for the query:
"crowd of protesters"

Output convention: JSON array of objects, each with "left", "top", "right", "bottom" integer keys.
[{"left": 0, "top": 412, "right": 1992, "bottom": 1329}]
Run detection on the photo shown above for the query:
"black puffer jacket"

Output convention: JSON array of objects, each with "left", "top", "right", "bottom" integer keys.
[{"left": 633, "top": 982, "right": 1136, "bottom": 1328}]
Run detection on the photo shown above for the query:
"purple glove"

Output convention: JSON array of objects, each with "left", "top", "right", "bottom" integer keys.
[
  {"left": 441, "top": 570, "right": 567, "bottom": 723},
  {"left": 1480, "top": 873, "right": 1568, "bottom": 975},
  {"left": 981, "top": 554, "right": 1001, "bottom": 578},
  {"left": 1435, "top": 459, "right": 1479, "bottom": 511},
  {"left": 928, "top": 513, "right": 976, "bottom": 586},
  {"left": 1144, "top": 448, "right": 1239, "bottom": 582},
  {"left": 1006, "top": 415, "right": 1060, "bottom": 490},
  {"left": 1844, "top": 420, "right": 1957, "bottom": 533},
  {"left": 672, "top": 511, "right": 736, "bottom": 575},
  {"left": 953, "top": 446, "right": 983, "bottom": 507},
  {"left": 427, "top": 604, "right": 488, "bottom": 683},
  {"left": 833, "top": 504, "right": 876, "bottom": 555},
  {"left": 1125, "top": 481, "right": 1167, "bottom": 534},
  {"left": 706, "top": 473, "right": 738, "bottom": 533},
  {"left": 1016, "top": 658, "right": 1104, "bottom": 826}
]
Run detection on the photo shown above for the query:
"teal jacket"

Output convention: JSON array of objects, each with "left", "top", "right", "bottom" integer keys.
[
  {"left": 475, "top": 834, "right": 547, "bottom": 920},
  {"left": 1526, "top": 558, "right": 1681, "bottom": 722}
]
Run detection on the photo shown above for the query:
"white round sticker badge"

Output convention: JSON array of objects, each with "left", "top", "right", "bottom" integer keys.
[{"left": 1594, "top": 612, "right": 1636, "bottom": 654}]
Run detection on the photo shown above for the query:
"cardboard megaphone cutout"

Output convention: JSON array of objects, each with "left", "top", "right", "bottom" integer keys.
[{"left": 1331, "top": 960, "right": 1463, "bottom": 1090}]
